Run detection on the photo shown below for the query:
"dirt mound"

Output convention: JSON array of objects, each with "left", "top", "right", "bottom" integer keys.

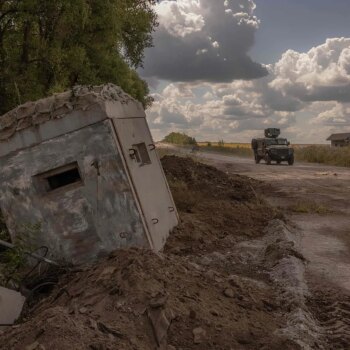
[
  {"left": 162, "top": 156, "right": 280, "bottom": 255},
  {"left": 1, "top": 249, "right": 287, "bottom": 350},
  {"left": 0, "top": 155, "right": 290, "bottom": 350},
  {"left": 161, "top": 155, "right": 255, "bottom": 202}
]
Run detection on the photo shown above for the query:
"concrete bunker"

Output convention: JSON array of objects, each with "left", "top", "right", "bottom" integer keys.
[{"left": 0, "top": 84, "right": 178, "bottom": 264}]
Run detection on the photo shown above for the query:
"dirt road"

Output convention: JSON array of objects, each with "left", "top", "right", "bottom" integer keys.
[
  {"left": 195, "top": 152, "right": 350, "bottom": 288},
  {"left": 160, "top": 144, "right": 350, "bottom": 293},
  {"left": 187, "top": 150, "right": 350, "bottom": 347}
]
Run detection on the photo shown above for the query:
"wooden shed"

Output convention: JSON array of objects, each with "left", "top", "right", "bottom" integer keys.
[{"left": 327, "top": 133, "right": 350, "bottom": 147}]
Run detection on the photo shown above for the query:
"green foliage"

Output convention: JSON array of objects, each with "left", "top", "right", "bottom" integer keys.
[
  {"left": 295, "top": 145, "right": 350, "bottom": 167},
  {"left": 0, "top": 222, "right": 41, "bottom": 285},
  {"left": 163, "top": 132, "right": 197, "bottom": 145},
  {"left": 0, "top": 0, "right": 157, "bottom": 113},
  {"left": 0, "top": 211, "right": 10, "bottom": 242},
  {"left": 207, "top": 142, "right": 212, "bottom": 147}
]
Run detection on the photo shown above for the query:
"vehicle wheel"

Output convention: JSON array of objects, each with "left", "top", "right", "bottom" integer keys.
[
  {"left": 254, "top": 154, "right": 261, "bottom": 164},
  {"left": 265, "top": 154, "right": 271, "bottom": 165},
  {"left": 277, "top": 160, "right": 281, "bottom": 165},
  {"left": 288, "top": 156, "right": 294, "bottom": 166}
]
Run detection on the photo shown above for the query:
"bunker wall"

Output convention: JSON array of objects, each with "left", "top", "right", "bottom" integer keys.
[{"left": 0, "top": 119, "right": 148, "bottom": 264}]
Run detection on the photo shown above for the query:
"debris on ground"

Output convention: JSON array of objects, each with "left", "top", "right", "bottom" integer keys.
[
  {"left": 0, "top": 286, "right": 25, "bottom": 327},
  {"left": 0, "top": 155, "right": 306, "bottom": 350}
]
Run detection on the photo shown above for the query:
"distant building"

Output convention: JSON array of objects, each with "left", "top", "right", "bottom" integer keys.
[
  {"left": 0, "top": 84, "right": 178, "bottom": 264},
  {"left": 327, "top": 133, "right": 350, "bottom": 147}
]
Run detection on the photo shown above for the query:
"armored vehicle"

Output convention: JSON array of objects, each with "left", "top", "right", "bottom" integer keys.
[{"left": 251, "top": 128, "right": 294, "bottom": 165}]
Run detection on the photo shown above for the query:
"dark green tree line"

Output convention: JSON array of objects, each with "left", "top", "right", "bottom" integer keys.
[
  {"left": 163, "top": 132, "right": 197, "bottom": 145},
  {"left": 0, "top": 0, "right": 157, "bottom": 114}
]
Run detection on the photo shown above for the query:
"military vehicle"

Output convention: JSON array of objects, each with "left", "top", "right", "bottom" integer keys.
[{"left": 251, "top": 128, "right": 294, "bottom": 165}]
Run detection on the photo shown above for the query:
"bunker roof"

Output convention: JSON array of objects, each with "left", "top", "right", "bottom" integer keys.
[
  {"left": 327, "top": 133, "right": 350, "bottom": 141},
  {"left": 0, "top": 84, "right": 140, "bottom": 142}
]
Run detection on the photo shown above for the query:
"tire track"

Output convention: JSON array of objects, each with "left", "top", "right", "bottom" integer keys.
[{"left": 309, "top": 289, "right": 350, "bottom": 349}]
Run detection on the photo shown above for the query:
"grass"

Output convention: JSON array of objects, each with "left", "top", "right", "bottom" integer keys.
[
  {"left": 295, "top": 145, "right": 350, "bottom": 167},
  {"left": 167, "top": 179, "right": 200, "bottom": 212},
  {"left": 157, "top": 148, "right": 176, "bottom": 159},
  {"left": 289, "top": 200, "right": 331, "bottom": 215},
  {"left": 197, "top": 142, "right": 251, "bottom": 148},
  {"left": 0, "top": 221, "right": 42, "bottom": 285},
  {"left": 198, "top": 143, "right": 253, "bottom": 158},
  {"left": 198, "top": 143, "right": 350, "bottom": 167},
  {"left": 159, "top": 142, "right": 350, "bottom": 167}
]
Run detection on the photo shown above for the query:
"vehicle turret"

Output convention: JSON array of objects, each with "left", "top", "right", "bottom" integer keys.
[{"left": 264, "top": 128, "right": 280, "bottom": 138}]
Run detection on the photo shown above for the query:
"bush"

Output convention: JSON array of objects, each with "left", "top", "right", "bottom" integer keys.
[
  {"left": 0, "top": 211, "right": 10, "bottom": 242},
  {"left": 163, "top": 132, "right": 197, "bottom": 145},
  {"left": 0, "top": 222, "right": 41, "bottom": 285}
]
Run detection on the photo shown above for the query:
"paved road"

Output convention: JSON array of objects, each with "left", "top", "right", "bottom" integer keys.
[{"left": 166, "top": 146, "right": 350, "bottom": 293}]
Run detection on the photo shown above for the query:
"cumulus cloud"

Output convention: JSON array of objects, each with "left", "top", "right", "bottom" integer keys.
[
  {"left": 156, "top": 0, "right": 205, "bottom": 38},
  {"left": 147, "top": 37, "right": 350, "bottom": 142},
  {"left": 143, "top": 0, "right": 350, "bottom": 142},
  {"left": 270, "top": 38, "right": 350, "bottom": 103},
  {"left": 142, "top": 0, "right": 267, "bottom": 82},
  {"left": 162, "top": 83, "right": 195, "bottom": 98},
  {"left": 313, "top": 102, "right": 350, "bottom": 126}
]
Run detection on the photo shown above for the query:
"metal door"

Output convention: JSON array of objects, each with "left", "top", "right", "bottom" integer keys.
[{"left": 112, "top": 118, "right": 178, "bottom": 251}]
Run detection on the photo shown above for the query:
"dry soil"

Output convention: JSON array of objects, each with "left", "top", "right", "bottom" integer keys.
[{"left": 0, "top": 155, "right": 305, "bottom": 350}]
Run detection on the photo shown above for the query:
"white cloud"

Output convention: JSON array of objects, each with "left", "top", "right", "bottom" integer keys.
[
  {"left": 147, "top": 37, "right": 350, "bottom": 142},
  {"left": 143, "top": 0, "right": 350, "bottom": 143},
  {"left": 142, "top": 0, "right": 267, "bottom": 82},
  {"left": 313, "top": 102, "right": 350, "bottom": 126},
  {"left": 232, "top": 12, "right": 260, "bottom": 29},
  {"left": 155, "top": 0, "right": 205, "bottom": 38},
  {"left": 270, "top": 38, "right": 350, "bottom": 102},
  {"left": 162, "top": 83, "right": 195, "bottom": 99},
  {"left": 196, "top": 48, "right": 208, "bottom": 55}
]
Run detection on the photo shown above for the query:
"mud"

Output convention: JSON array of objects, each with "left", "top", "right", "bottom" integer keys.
[{"left": 0, "top": 156, "right": 306, "bottom": 350}]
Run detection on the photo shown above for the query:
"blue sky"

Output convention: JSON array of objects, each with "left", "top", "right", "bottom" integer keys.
[
  {"left": 142, "top": 0, "right": 350, "bottom": 143},
  {"left": 252, "top": 0, "right": 350, "bottom": 63}
]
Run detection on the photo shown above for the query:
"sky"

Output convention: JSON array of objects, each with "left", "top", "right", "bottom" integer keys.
[{"left": 140, "top": 0, "right": 350, "bottom": 143}]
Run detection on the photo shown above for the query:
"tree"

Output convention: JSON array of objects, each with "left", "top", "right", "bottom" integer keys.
[
  {"left": 218, "top": 139, "right": 225, "bottom": 147},
  {"left": 0, "top": 0, "right": 157, "bottom": 114},
  {"left": 163, "top": 132, "right": 197, "bottom": 145}
]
